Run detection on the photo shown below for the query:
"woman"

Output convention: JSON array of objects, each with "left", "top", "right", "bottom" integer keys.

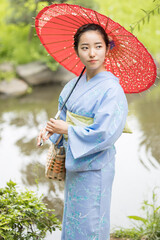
[{"left": 37, "top": 23, "right": 128, "bottom": 240}]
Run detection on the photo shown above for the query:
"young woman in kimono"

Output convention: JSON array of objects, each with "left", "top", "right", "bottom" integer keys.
[{"left": 37, "top": 23, "right": 128, "bottom": 240}]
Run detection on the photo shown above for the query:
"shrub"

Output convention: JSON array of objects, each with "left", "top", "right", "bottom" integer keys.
[
  {"left": 0, "top": 180, "right": 61, "bottom": 240},
  {"left": 112, "top": 187, "right": 160, "bottom": 240}
]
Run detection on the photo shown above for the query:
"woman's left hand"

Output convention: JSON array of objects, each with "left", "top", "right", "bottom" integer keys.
[{"left": 45, "top": 118, "right": 69, "bottom": 140}]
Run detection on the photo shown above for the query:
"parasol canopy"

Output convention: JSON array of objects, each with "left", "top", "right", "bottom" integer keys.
[{"left": 35, "top": 3, "right": 157, "bottom": 93}]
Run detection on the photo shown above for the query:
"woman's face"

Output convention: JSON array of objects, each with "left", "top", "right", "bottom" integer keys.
[{"left": 77, "top": 30, "right": 108, "bottom": 72}]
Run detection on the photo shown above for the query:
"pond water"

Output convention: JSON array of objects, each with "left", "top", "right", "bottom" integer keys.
[{"left": 0, "top": 82, "right": 160, "bottom": 239}]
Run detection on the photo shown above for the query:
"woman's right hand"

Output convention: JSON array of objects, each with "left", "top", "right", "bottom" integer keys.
[
  {"left": 37, "top": 128, "right": 53, "bottom": 147},
  {"left": 37, "top": 123, "right": 56, "bottom": 147},
  {"left": 37, "top": 128, "right": 46, "bottom": 147}
]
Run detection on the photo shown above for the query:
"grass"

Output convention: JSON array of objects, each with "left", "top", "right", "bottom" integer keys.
[{"left": 111, "top": 187, "right": 160, "bottom": 240}]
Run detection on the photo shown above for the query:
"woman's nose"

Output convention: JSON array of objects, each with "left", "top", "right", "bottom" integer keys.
[{"left": 89, "top": 48, "right": 95, "bottom": 57}]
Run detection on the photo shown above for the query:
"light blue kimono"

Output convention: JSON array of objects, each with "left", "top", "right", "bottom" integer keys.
[{"left": 50, "top": 71, "right": 128, "bottom": 240}]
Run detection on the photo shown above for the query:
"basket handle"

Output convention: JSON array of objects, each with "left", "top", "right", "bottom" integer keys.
[{"left": 55, "top": 134, "right": 63, "bottom": 146}]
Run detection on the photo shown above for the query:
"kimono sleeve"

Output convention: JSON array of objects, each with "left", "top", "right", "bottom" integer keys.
[
  {"left": 67, "top": 85, "right": 128, "bottom": 159},
  {"left": 49, "top": 95, "right": 66, "bottom": 147}
]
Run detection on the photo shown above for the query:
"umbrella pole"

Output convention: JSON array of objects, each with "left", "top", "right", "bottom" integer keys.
[
  {"left": 39, "top": 66, "right": 86, "bottom": 146},
  {"left": 54, "top": 66, "right": 86, "bottom": 120}
]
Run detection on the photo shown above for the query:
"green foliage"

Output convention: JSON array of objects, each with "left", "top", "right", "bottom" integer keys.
[
  {"left": 130, "top": 0, "right": 160, "bottom": 32},
  {"left": 112, "top": 228, "right": 140, "bottom": 239},
  {"left": 0, "top": 70, "right": 16, "bottom": 81},
  {"left": 112, "top": 188, "right": 160, "bottom": 240},
  {"left": 0, "top": 0, "right": 62, "bottom": 67},
  {"left": 0, "top": 21, "right": 57, "bottom": 68},
  {"left": 0, "top": 180, "right": 61, "bottom": 240},
  {"left": 6, "top": 0, "right": 68, "bottom": 25}
]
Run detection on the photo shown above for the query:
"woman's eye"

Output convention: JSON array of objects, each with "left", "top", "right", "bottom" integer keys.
[
  {"left": 97, "top": 45, "right": 102, "bottom": 48},
  {"left": 82, "top": 47, "right": 88, "bottom": 50}
]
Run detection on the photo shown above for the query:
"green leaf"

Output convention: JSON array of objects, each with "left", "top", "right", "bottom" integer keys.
[
  {"left": 128, "top": 215, "right": 148, "bottom": 223},
  {"left": 0, "top": 180, "right": 61, "bottom": 239},
  {"left": 141, "top": 9, "right": 148, "bottom": 14}
]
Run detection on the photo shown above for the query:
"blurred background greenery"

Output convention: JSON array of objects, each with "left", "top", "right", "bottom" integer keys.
[{"left": 0, "top": 0, "right": 159, "bottom": 69}]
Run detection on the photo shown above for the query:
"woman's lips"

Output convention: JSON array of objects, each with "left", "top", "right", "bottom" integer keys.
[{"left": 89, "top": 60, "right": 97, "bottom": 63}]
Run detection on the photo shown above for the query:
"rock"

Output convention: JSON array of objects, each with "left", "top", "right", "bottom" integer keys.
[
  {"left": 53, "top": 64, "right": 76, "bottom": 84},
  {"left": 0, "top": 78, "right": 29, "bottom": 97},
  {"left": 16, "top": 61, "right": 53, "bottom": 85},
  {"left": 16, "top": 61, "right": 75, "bottom": 85},
  {"left": 0, "top": 62, "right": 14, "bottom": 72}
]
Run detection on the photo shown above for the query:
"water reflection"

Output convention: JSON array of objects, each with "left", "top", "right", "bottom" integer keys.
[
  {"left": 0, "top": 82, "right": 160, "bottom": 238},
  {"left": 128, "top": 84, "right": 160, "bottom": 168},
  {"left": 21, "top": 161, "right": 64, "bottom": 221},
  {"left": 0, "top": 83, "right": 65, "bottom": 224}
]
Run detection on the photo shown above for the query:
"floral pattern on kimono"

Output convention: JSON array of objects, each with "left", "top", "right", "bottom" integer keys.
[{"left": 49, "top": 71, "right": 128, "bottom": 240}]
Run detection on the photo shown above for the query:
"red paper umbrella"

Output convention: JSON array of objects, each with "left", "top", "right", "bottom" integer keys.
[{"left": 35, "top": 3, "right": 157, "bottom": 93}]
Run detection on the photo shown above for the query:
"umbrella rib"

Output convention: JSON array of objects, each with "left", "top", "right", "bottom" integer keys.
[
  {"left": 117, "top": 48, "right": 149, "bottom": 89},
  {"left": 115, "top": 39, "right": 136, "bottom": 45},
  {"left": 70, "top": 59, "right": 81, "bottom": 71},
  {"left": 108, "top": 50, "right": 131, "bottom": 93},
  {"left": 67, "top": 4, "right": 91, "bottom": 24},
  {"left": 119, "top": 45, "right": 146, "bottom": 65},
  {"left": 110, "top": 35, "right": 135, "bottom": 38},
  {"left": 110, "top": 41, "right": 147, "bottom": 65},
  {"left": 94, "top": 10, "right": 101, "bottom": 25},
  {"left": 35, "top": 25, "right": 76, "bottom": 32},
  {"left": 107, "top": 53, "right": 131, "bottom": 92},
  {"left": 45, "top": 6, "right": 84, "bottom": 27},
  {"left": 114, "top": 52, "right": 140, "bottom": 93},
  {"left": 106, "top": 53, "right": 115, "bottom": 76},
  {"left": 35, "top": 17, "right": 77, "bottom": 29},
  {"left": 78, "top": 5, "right": 95, "bottom": 24},
  {"left": 49, "top": 45, "right": 73, "bottom": 55},
  {"left": 58, "top": 4, "right": 88, "bottom": 25},
  {"left": 76, "top": 63, "right": 85, "bottom": 75},
  {"left": 113, "top": 49, "right": 144, "bottom": 92},
  {"left": 118, "top": 45, "right": 142, "bottom": 64},
  {"left": 113, "top": 42, "right": 148, "bottom": 67},
  {"left": 59, "top": 52, "right": 75, "bottom": 64},
  {"left": 104, "top": 17, "right": 110, "bottom": 31},
  {"left": 108, "top": 26, "right": 125, "bottom": 34},
  {"left": 38, "top": 33, "right": 73, "bottom": 36},
  {"left": 115, "top": 52, "right": 142, "bottom": 92},
  {"left": 43, "top": 39, "right": 71, "bottom": 46}
]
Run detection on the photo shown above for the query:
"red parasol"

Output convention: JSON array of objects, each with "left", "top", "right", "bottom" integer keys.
[{"left": 35, "top": 3, "right": 157, "bottom": 94}]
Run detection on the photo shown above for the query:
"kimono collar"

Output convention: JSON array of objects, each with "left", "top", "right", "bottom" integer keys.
[{"left": 83, "top": 71, "right": 119, "bottom": 83}]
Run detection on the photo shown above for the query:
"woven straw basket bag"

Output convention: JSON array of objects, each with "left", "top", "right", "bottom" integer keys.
[{"left": 45, "top": 135, "right": 66, "bottom": 181}]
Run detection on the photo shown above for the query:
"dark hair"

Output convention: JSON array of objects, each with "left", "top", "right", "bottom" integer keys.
[{"left": 74, "top": 23, "right": 109, "bottom": 53}]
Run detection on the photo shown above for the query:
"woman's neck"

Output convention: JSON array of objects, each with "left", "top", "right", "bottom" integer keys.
[{"left": 86, "top": 67, "right": 106, "bottom": 81}]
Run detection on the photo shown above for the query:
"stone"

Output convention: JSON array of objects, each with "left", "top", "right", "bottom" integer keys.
[
  {"left": 52, "top": 64, "right": 76, "bottom": 84},
  {"left": 16, "top": 61, "right": 75, "bottom": 85},
  {"left": 0, "top": 78, "right": 29, "bottom": 97},
  {"left": 16, "top": 61, "right": 53, "bottom": 85}
]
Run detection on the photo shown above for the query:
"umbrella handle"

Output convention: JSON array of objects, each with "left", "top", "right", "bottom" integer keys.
[{"left": 54, "top": 110, "right": 61, "bottom": 120}]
